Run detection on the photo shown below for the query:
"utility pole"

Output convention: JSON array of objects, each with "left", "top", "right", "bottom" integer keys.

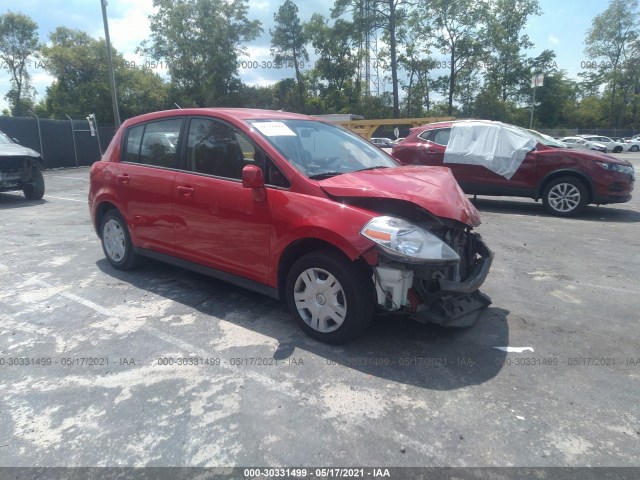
[{"left": 100, "top": 0, "right": 121, "bottom": 128}]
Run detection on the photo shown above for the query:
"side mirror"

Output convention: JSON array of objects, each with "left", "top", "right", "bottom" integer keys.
[
  {"left": 242, "top": 165, "right": 265, "bottom": 189},
  {"left": 13, "top": 138, "right": 19, "bottom": 144}
]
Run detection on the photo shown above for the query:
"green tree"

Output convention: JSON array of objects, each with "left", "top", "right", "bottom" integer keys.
[
  {"left": 584, "top": 0, "right": 639, "bottom": 127},
  {"left": 305, "top": 14, "right": 360, "bottom": 113},
  {"left": 620, "top": 40, "right": 640, "bottom": 129},
  {"left": 271, "top": 0, "right": 308, "bottom": 112},
  {"left": 42, "top": 27, "right": 168, "bottom": 123},
  {"left": 0, "top": 11, "right": 40, "bottom": 115},
  {"left": 332, "top": 0, "right": 414, "bottom": 118},
  {"left": 306, "top": 14, "right": 358, "bottom": 92},
  {"left": 532, "top": 71, "right": 577, "bottom": 128},
  {"left": 572, "top": 96, "right": 607, "bottom": 129},
  {"left": 398, "top": 44, "right": 435, "bottom": 117},
  {"left": 417, "top": 0, "right": 487, "bottom": 115},
  {"left": 484, "top": 0, "right": 541, "bottom": 102},
  {"left": 140, "top": 0, "right": 262, "bottom": 107}
]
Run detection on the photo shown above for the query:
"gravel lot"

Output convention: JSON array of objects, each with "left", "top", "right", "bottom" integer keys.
[{"left": 1, "top": 153, "right": 639, "bottom": 471}]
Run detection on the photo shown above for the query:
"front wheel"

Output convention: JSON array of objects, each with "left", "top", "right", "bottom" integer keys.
[
  {"left": 286, "top": 250, "right": 374, "bottom": 344},
  {"left": 22, "top": 168, "right": 45, "bottom": 200},
  {"left": 630, "top": 145, "right": 639, "bottom": 152},
  {"left": 100, "top": 210, "right": 139, "bottom": 270},
  {"left": 542, "top": 177, "right": 588, "bottom": 217}
]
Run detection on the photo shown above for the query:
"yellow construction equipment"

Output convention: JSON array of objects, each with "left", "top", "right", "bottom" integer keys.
[{"left": 328, "top": 117, "right": 456, "bottom": 139}]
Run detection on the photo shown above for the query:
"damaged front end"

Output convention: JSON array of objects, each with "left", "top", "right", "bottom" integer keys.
[
  {"left": 0, "top": 156, "right": 42, "bottom": 192},
  {"left": 320, "top": 166, "right": 493, "bottom": 328},
  {"left": 361, "top": 212, "right": 493, "bottom": 328}
]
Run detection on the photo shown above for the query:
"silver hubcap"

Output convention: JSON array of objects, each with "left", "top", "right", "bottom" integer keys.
[
  {"left": 103, "top": 218, "right": 126, "bottom": 262},
  {"left": 548, "top": 183, "right": 581, "bottom": 213},
  {"left": 294, "top": 268, "right": 347, "bottom": 333}
]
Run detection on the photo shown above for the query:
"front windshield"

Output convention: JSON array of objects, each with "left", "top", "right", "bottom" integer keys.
[
  {"left": 0, "top": 131, "right": 15, "bottom": 145},
  {"left": 247, "top": 119, "right": 398, "bottom": 179},
  {"left": 524, "top": 128, "right": 566, "bottom": 148}
]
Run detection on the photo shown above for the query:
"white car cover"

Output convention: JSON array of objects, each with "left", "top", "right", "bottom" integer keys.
[{"left": 443, "top": 121, "right": 536, "bottom": 180}]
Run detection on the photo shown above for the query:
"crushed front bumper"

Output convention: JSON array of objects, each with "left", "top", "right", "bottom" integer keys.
[
  {"left": 0, "top": 156, "right": 40, "bottom": 191},
  {"left": 373, "top": 233, "right": 494, "bottom": 327}
]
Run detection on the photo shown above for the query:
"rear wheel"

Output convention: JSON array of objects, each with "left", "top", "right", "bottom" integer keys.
[
  {"left": 286, "top": 250, "right": 374, "bottom": 344},
  {"left": 630, "top": 145, "right": 639, "bottom": 152},
  {"left": 613, "top": 146, "right": 623, "bottom": 153},
  {"left": 22, "top": 167, "right": 45, "bottom": 200},
  {"left": 100, "top": 209, "right": 139, "bottom": 270},
  {"left": 542, "top": 177, "right": 588, "bottom": 217}
]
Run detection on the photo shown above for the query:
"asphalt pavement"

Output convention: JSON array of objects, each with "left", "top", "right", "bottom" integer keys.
[{"left": 0, "top": 154, "right": 638, "bottom": 470}]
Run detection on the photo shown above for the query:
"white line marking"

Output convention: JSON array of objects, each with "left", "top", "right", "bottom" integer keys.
[
  {"left": 23, "top": 276, "right": 312, "bottom": 403},
  {"left": 46, "top": 195, "right": 85, "bottom": 203},
  {"left": 52, "top": 176, "right": 86, "bottom": 180},
  {"left": 494, "top": 346, "right": 534, "bottom": 353},
  {"left": 14, "top": 274, "right": 435, "bottom": 449}
]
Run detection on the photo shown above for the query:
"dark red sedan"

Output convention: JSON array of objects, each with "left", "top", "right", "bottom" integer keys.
[
  {"left": 89, "top": 109, "right": 493, "bottom": 343},
  {"left": 392, "top": 120, "right": 635, "bottom": 216}
]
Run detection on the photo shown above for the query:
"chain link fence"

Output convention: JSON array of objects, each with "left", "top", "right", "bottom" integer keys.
[{"left": 0, "top": 114, "right": 116, "bottom": 169}]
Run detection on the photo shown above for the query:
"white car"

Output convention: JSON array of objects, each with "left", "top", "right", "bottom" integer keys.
[
  {"left": 625, "top": 139, "right": 640, "bottom": 152},
  {"left": 578, "top": 135, "right": 627, "bottom": 153},
  {"left": 370, "top": 137, "right": 394, "bottom": 148},
  {"left": 559, "top": 136, "right": 607, "bottom": 153}
]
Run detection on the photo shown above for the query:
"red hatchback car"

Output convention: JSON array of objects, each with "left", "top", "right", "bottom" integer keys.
[
  {"left": 89, "top": 109, "right": 493, "bottom": 343},
  {"left": 392, "top": 120, "right": 635, "bottom": 216}
]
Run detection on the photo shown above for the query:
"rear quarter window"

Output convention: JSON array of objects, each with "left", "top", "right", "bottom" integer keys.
[{"left": 125, "top": 125, "right": 144, "bottom": 163}]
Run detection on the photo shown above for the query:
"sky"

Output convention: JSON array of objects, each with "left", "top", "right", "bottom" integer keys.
[{"left": 0, "top": 0, "right": 613, "bottom": 114}]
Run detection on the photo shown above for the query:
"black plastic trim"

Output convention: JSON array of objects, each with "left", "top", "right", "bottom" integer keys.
[{"left": 438, "top": 237, "right": 494, "bottom": 294}]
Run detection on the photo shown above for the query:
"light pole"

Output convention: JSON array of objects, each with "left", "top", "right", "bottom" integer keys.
[
  {"left": 529, "top": 73, "right": 543, "bottom": 129},
  {"left": 100, "top": 0, "right": 121, "bottom": 128}
]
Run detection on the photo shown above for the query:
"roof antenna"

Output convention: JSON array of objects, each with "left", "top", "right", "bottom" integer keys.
[{"left": 174, "top": 103, "right": 182, "bottom": 109}]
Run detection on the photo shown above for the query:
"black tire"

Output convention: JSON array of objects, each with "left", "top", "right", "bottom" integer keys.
[
  {"left": 630, "top": 145, "right": 639, "bottom": 152},
  {"left": 613, "top": 146, "right": 623, "bottom": 153},
  {"left": 22, "top": 168, "right": 45, "bottom": 200},
  {"left": 285, "top": 250, "right": 374, "bottom": 344},
  {"left": 100, "top": 209, "right": 139, "bottom": 270},
  {"left": 542, "top": 176, "right": 588, "bottom": 217}
]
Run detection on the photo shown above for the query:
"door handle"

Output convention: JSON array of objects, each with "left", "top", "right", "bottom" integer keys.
[
  {"left": 177, "top": 185, "right": 194, "bottom": 197},
  {"left": 117, "top": 173, "right": 129, "bottom": 184}
]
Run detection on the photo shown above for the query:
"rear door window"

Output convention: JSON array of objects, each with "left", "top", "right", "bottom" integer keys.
[
  {"left": 417, "top": 128, "right": 451, "bottom": 146},
  {"left": 124, "top": 119, "right": 183, "bottom": 168},
  {"left": 433, "top": 128, "right": 451, "bottom": 146}
]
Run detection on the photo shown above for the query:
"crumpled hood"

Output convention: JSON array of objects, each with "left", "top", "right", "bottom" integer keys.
[
  {"left": 0, "top": 143, "right": 41, "bottom": 158},
  {"left": 319, "top": 166, "right": 481, "bottom": 227}
]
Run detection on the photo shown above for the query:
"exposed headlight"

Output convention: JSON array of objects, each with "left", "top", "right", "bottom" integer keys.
[
  {"left": 361, "top": 216, "right": 460, "bottom": 263},
  {"left": 596, "top": 162, "right": 634, "bottom": 176}
]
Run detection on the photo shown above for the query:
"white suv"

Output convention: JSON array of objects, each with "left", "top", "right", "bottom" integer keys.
[{"left": 578, "top": 135, "right": 627, "bottom": 153}]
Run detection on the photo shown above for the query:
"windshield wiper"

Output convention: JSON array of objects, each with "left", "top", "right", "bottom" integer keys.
[
  {"left": 355, "top": 166, "right": 389, "bottom": 172},
  {"left": 309, "top": 171, "right": 344, "bottom": 180}
]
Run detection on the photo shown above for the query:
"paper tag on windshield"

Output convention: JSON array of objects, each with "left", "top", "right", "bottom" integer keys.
[{"left": 253, "top": 122, "right": 296, "bottom": 137}]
